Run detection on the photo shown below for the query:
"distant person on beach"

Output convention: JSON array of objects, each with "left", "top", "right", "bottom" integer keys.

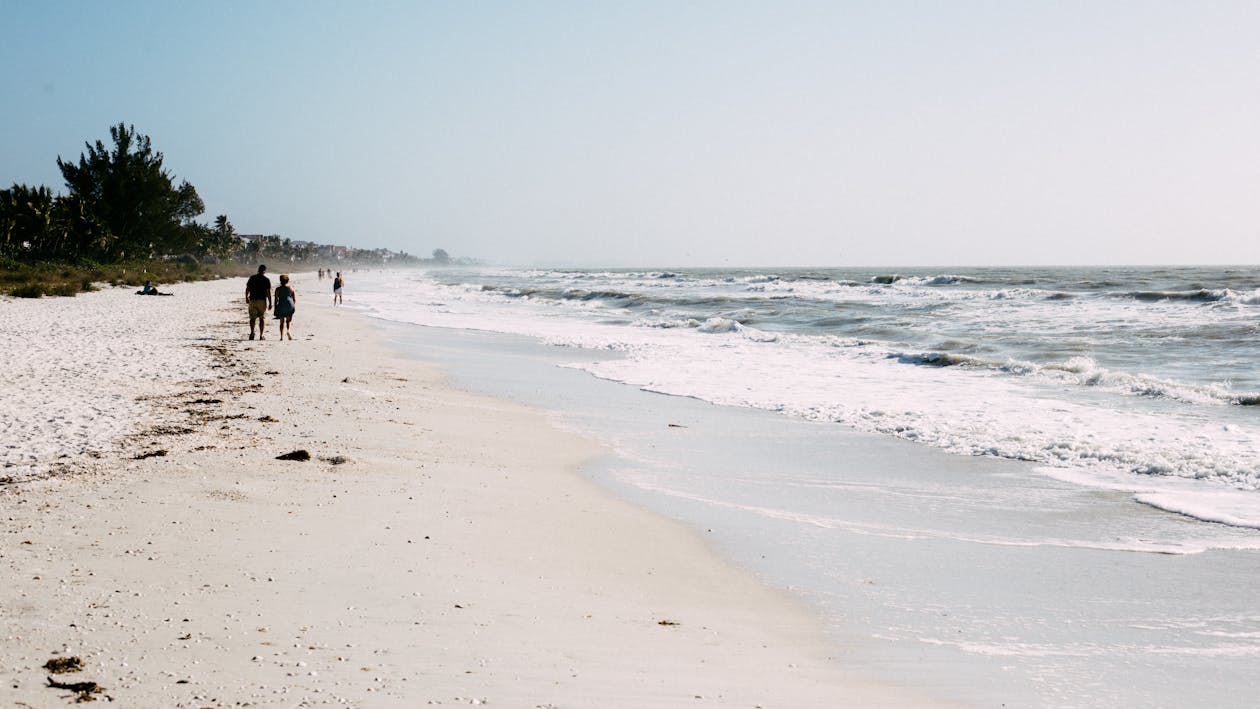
[
  {"left": 136, "top": 280, "right": 171, "bottom": 296},
  {"left": 245, "top": 264, "right": 272, "bottom": 340},
  {"left": 318, "top": 268, "right": 324, "bottom": 280},
  {"left": 274, "top": 273, "right": 297, "bottom": 340},
  {"left": 333, "top": 272, "right": 344, "bottom": 305}
]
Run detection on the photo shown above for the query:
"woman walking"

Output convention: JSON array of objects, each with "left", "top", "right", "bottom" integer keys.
[
  {"left": 332, "top": 271, "right": 344, "bottom": 305},
  {"left": 274, "top": 273, "right": 297, "bottom": 340}
]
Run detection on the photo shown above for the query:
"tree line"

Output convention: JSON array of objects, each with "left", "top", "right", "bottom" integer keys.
[{"left": 0, "top": 123, "right": 436, "bottom": 267}]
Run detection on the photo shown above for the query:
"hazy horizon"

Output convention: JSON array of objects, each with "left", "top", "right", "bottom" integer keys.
[
  {"left": 478, "top": 260, "right": 1260, "bottom": 270},
  {"left": 4, "top": 2, "right": 1259, "bottom": 268}
]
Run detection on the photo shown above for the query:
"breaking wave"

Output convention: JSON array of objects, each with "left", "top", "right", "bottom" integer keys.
[{"left": 891, "top": 351, "right": 1259, "bottom": 406}]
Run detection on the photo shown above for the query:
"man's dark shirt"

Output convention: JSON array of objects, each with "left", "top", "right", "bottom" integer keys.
[{"left": 246, "top": 273, "right": 272, "bottom": 301}]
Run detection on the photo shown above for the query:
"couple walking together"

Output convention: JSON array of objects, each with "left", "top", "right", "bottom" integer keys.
[{"left": 245, "top": 265, "right": 297, "bottom": 340}]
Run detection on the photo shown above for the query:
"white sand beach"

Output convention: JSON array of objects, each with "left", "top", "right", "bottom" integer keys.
[{"left": 0, "top": 276, "right": 943, "bottom": 707}]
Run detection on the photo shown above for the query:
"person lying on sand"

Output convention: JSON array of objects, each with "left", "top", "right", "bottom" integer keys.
[{"left": 136, "top": 280, "right": 172, "bottom": 296}]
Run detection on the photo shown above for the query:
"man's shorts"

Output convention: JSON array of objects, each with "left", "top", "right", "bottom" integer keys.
[{"left": 248, "top": 299, "right": 268, "bottom": 319}]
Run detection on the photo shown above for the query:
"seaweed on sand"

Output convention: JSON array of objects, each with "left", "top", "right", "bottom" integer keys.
[
  {"left": 46, "top": 676, "right": 105, "bottom": 702},
  {"left": 43, "top": 656, "right": 83, "bottom": 674}
]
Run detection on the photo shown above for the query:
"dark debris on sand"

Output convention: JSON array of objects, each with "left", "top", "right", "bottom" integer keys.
[
  {"left": 43, "top": 656, "right": 106, "bottom": 703},
  {"left": 276, "top": 449, "right": 311, "bottom": 461},
  {"left": 46, "top": 676, "right": 105, "bottom": 703},
  {"left": 43, "top": 656, "right": 83, "bottom": 674}
]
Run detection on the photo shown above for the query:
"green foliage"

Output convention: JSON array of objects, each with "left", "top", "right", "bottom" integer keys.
[
  {"left": 56, "top": 122, "right": 204, "bottom": 260},
  {"left": 0, "top": 184, "right": 55, "bottom": 258},
  {"left": 1, "top": 258, "right": 258, "bottom": 298},
  {"left": 1, "top": 124, "right": 203, "bottom": 262},
  {"left": 10, "top": 283, "right": 45, "bottom": 298},
  {"left": 2, "top": 122, "right": 432, "bottom": 279}
]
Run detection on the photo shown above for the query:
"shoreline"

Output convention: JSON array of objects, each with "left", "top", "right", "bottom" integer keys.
[
  {"left": 365, "top": 277, "right": 1260, "bottom": 708},
  {"left": 1, "top": 277, "right": 944, "bottom": 706}
]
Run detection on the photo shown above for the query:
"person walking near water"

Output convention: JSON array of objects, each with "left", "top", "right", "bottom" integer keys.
[
  {"left": 245, "top": 264, "right": 272, "bottom": 340},
  {"left": 333, "top": 272, "right": 344, "bottom": 305},
  {"left": 274, "top": 273, "right": 297, "bottom": 340}
]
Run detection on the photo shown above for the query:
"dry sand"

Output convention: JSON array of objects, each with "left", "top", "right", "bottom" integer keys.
[{"left": 1, "top": 275, "right": 945, "bottom": 707}]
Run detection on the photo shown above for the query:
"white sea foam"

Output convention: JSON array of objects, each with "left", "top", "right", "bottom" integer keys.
[
  {"left": 695, "top": 316, "right": 741, "bottom": 333},
  {"left": 916, "top": 637, "right": 1100, "bottom": 658},
  {"left": 1133, "top": 493, "right": 1260, "bottom": 529},
  {"left": 613, "top": 469, "right": 1260, "bottom": 554},
  {"left": 351, "top": 267, "right": 1260, "bottom": 529},
  {"left": 363, "top": 267, "right": 1260, "bottom": 707}
]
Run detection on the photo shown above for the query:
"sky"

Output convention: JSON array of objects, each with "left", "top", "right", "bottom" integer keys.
[{"left": 2, "top": 1, "right": 1259, "bottom": 267}]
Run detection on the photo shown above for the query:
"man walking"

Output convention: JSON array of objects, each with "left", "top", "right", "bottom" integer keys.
[{"left": 246, "top": 264, "right": 272, "bottom": 340}]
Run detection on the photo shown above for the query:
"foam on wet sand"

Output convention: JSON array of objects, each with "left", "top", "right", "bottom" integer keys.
[{"left": 0, "top": 276, "right": 944, "bottom": 706}]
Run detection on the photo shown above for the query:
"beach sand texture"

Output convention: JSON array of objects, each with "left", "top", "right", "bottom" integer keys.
[{"left": 1, "top": 277, "right": 941, "bottom": 707}]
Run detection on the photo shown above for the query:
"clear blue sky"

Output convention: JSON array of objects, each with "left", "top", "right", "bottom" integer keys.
[{"left": 3, "top": 1, "right": 1258, "bottom": 266}]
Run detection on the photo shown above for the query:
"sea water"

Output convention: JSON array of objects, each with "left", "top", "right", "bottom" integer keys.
[{"left": 347, "top": 266, "right": 1260, "bottom": 706}]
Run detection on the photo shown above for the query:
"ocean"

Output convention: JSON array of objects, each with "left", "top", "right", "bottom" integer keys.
[{"left": 347, "top": 265, "right": 1260, "bottom": 706}]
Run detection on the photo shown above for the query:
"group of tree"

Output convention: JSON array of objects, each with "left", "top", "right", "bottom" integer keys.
[
  {"left": 1, "top": 123, "right": 227, "bottom": 262},
  {"left": 0, "top": 123, "right": 440, "bottom": 268}
]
